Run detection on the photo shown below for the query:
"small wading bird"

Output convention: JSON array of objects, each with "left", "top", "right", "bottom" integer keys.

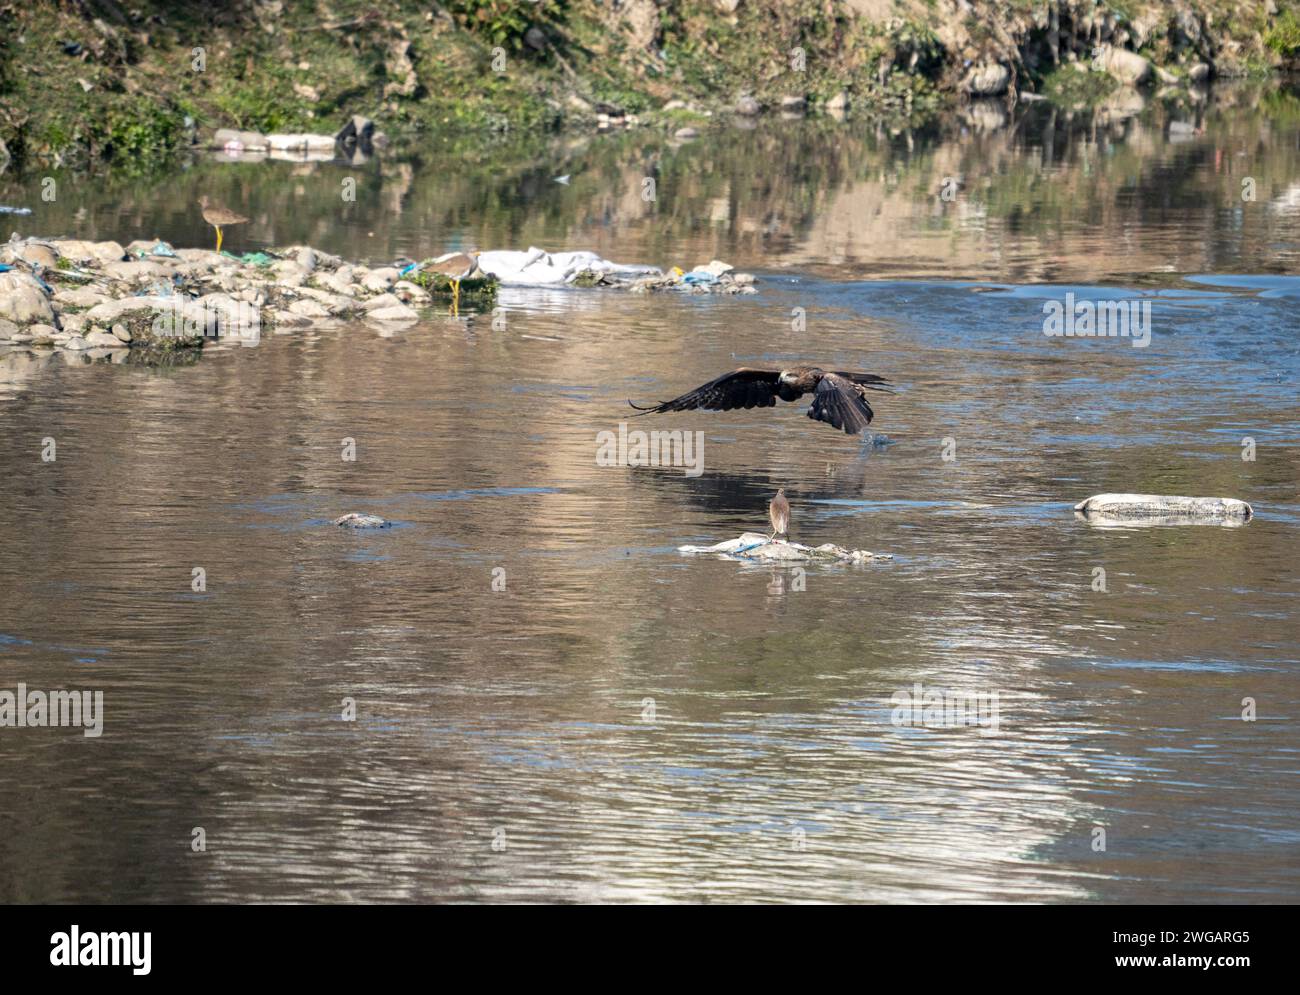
[
  {"left": 769, "top": 488, "right": 790, "bottom": 541},
  {"left": 629, "top": 366, "right": 893, "bottom": 435},
  {"left": 428, "top": 250, "right": 481, "bottom": 313},
  {"left": 197, "top": 196, "right": 248, "bottom": 254}
]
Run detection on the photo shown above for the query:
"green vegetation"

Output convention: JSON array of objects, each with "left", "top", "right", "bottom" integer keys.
[
  {"left": 1265, "top": 9, "right": 1300, "bottom": 58},
  {"left": 1041, "top": 65, "right": 1120, "bottom": 105},
  {"left": 408, "top": 271, "right": 500, "bottom": 308},
  {"left": 0, "top": 1, "right": 1288, "bottom": 172}
]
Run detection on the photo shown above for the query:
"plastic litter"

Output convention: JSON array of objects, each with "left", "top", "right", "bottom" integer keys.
[
  {"left": 333, "top": 513, "right": 390, "bottom": 529},
  {"left": 1074, "top": 493, "right": 1254, "bottom": 527},
  {"left": 678, "top": 532, "right": 891, "bottom": 562},
  {"left": 682, "top": 270, "right": 719, "bottom": 285},
  {"left": 476, "top": 247, "right": 660, "bottom": 286},
  {"left": 0, "top": 206, "right": 32, "bottom": 215}
]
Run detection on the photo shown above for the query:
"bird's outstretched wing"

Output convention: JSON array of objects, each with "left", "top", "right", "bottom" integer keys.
[
  {"left": 808, "top": 373, "right": 875, "bottom": 434},
  {"left": 629, "top": 368, "right": 781, "bottom": 414}
]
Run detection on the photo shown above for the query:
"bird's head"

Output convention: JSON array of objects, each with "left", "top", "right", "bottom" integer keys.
[
  {"left": 777, "top": 370, "right": 796, "bottom": 385},
  {"left": 197, "top": 195, "right": 209, "bottom": 208}
]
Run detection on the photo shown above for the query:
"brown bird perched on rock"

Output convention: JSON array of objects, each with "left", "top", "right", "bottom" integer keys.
[
  {"left": 428, "top": 250, "right": 481, "bottom": 312},
  {"left": 769, "top": 488, "right": 790, "bottom": 541},
  {"left": 197, "top": 196, "right": 248, "bottom": 254},
  {"left": 629, "top": 366, "right": 893, "bottom": 435}
]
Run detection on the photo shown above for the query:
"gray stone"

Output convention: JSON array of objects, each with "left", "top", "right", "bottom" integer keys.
[
  {"left": 213, "top": 128, "right": 268, "bottom": 150},
  {"left": 49, "top": 239, "right": 126, "bottom": 265},
  {"left": 0, "top": 279, "right": 54, "bottom": 324},
  {"left": 54, "top": 285, "right": 112, "bottom": 308},
  {"left": 361, "top": 267, "right": 399, "bottom": 291},
  {"left": 102, "top": 259, "right": 172, "bottom": 282},
  {"left": 1093, "top": 46, "right": 1153, "bottom": 87},
  {"left": 963, "top": 62, "right": 1011, "bottom": 96},
  {"left": 288, "top": 298, "right": 331, "bottom": 318},
  {"left": 85, "top": 329, "right": 125, "bottom": 348},
  {"left": 360, "top": 292, "right": 405, "bottom": 311}
]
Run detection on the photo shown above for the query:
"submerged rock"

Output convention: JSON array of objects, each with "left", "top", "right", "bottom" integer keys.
[
  {"left": 1074, "top": 493, "right": 1253, "bottom": 526},
  {"left": 679, "top": 532, "right": 891, "bottom": 562},
  {"left": 333, "top": 513, "right": 391, "bottom": 529}
]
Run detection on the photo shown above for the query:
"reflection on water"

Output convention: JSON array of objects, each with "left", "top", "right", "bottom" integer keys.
[
  {"left": 1, "top": 83, "right": 1298, "bottom": 903},
  {"left": 5, "top": 80, "right": 1300, "bottom": 283}
]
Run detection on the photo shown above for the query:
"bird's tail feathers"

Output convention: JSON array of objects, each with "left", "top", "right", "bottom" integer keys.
[{"left": 842, "top": 372, "right": 896, "bottom": 394}]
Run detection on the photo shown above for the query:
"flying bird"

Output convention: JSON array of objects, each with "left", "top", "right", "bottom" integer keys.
[
  {"left": 629, "top": 366, "right": 892, "bottom": 435},
  {"left": 769, "top": 488, "right": 790, "bottom": 541}
]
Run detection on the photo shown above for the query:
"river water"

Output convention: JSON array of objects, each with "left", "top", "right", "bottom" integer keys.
[{"left": 1, "top": 83, "right": 1298, "bottom": 903}]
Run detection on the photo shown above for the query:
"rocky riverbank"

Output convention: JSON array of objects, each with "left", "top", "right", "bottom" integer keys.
[
  {"left": 0, "top": 236, "right": 756, "bottom": 359},
  {"left": 1, "top": 1, "right": 1296, "bottom": 172}
]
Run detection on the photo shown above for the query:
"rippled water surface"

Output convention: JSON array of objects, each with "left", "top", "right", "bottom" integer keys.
[{"left": 1, "top": 84, "right": 1298, "bottom": 903}]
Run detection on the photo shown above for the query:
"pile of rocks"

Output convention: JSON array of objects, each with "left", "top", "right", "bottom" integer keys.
[
  {"left": 0, "top": 236, "right": 441, "bottom": 357},
  {"left": 0, "top": 236, "right": 759, "bottom": 359}
]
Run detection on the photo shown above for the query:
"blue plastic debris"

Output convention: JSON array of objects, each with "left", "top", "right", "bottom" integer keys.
[
  {"left": 399, "top": 262, "right": 421, "bottom": 276},
  {"left": 682, "top": 270, "right": 719, "bottom": 285},
  {"left": 0, "top": 206, "right": 32, "bottom": 215}
]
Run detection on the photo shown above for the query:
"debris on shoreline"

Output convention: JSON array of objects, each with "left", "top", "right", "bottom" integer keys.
[
  {"left": 206, "top": 117, "right": 384, "bottom": 165},
  {"left": 0, "top": 234, "right": 759, "bottom": 358},
  {"left": 1074, "top": 493, "right": 1254, "bottom": 526},
  {"left": 472, "top": 248, "right": 756, "bottom": 295},
  {"left": 678, "top": 532, "right": 891, "bottom": 562}
]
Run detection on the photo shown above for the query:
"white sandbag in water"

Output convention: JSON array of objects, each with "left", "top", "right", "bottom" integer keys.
[
  {"left": 678, "top": 532, "right": 891, "bottom": 562},
  {"left": 476, "top": 246, "right": 660, "bottom": 286},
  {"left": 1074, "top": 493, "right": 1253, "bottom": 526}
]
